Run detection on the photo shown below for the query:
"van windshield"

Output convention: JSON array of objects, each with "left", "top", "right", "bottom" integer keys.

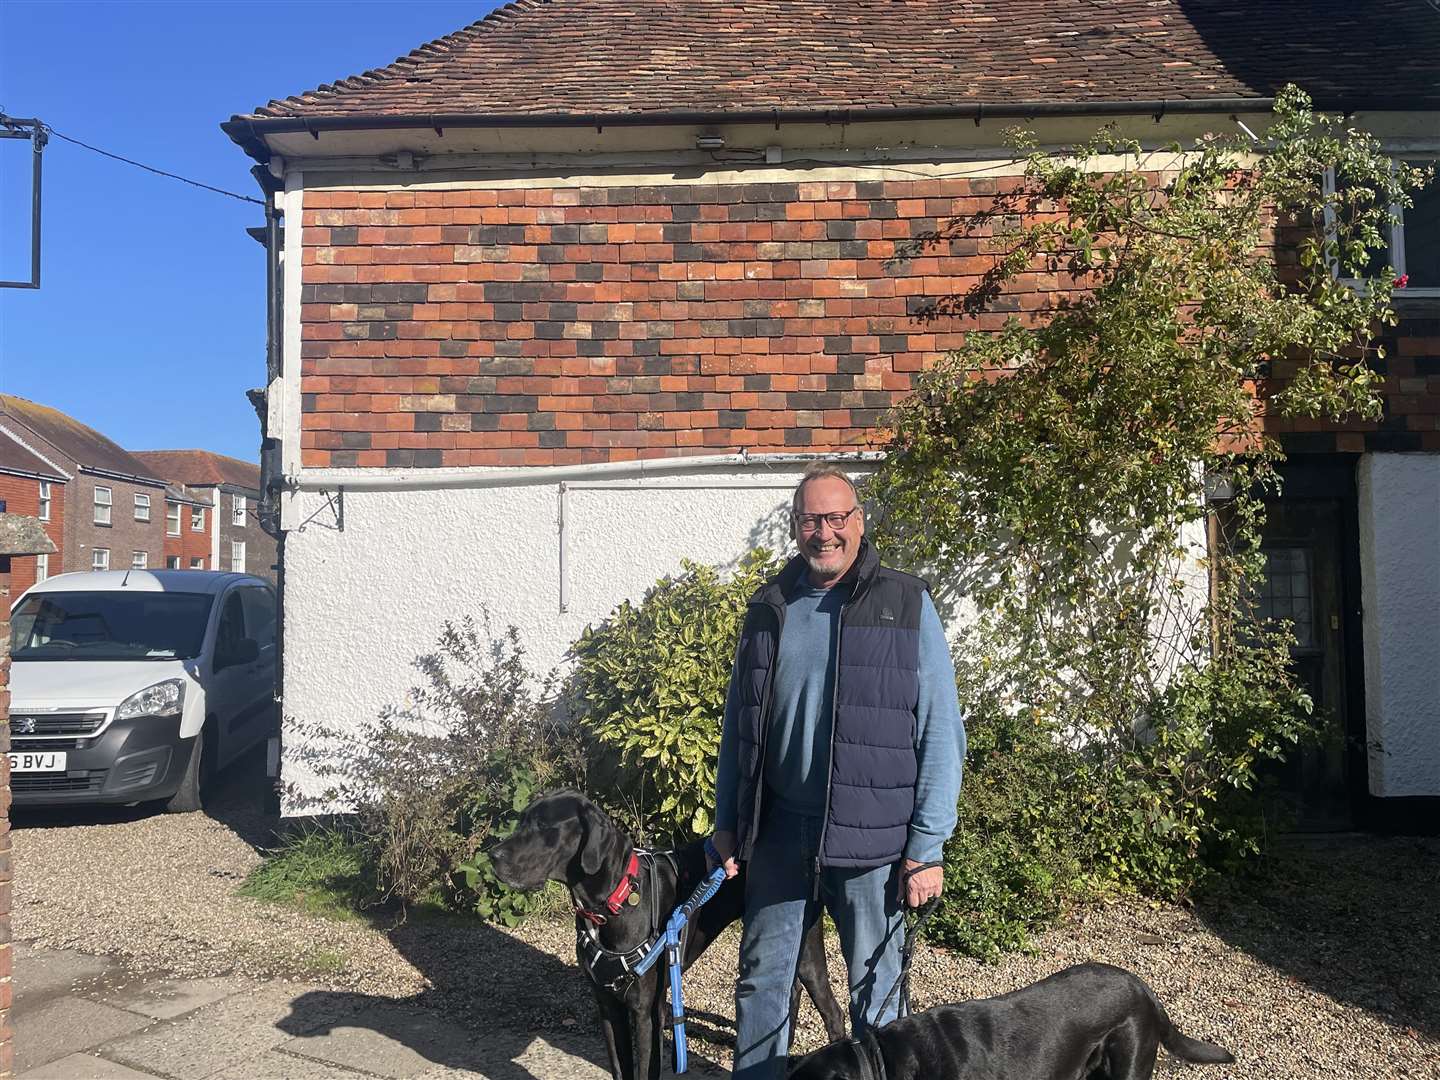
[{"left": 10, "top": 592, "right": 215, "bottom": 661}]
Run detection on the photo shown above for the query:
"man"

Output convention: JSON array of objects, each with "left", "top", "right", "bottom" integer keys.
[{"left": 709, "top": 462, "right": 966, "bottom": 1079}]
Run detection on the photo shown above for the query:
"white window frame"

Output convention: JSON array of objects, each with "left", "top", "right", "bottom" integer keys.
[
  {"left": 132, "top": 550, "right": 148, "bottom": 570},
  {"left": 166, "top": 555, "right": 181, "bottom": 569},
  {"left": 190, "top": 557, "right": 204, "bottom": 569},
  {"left": 36, "top": 552, "right": 49, "bottom": 582},
  {"left": 1325, "top": 157, "right": 1440, "bottom": 297},
  {"left": 167, "top": 502, "right": 181, "bottom": 536},
  {"left": 232, "top": 494, "right": 247, "bottom": 526},
  {"left": 93, "top": 485, "right": 112, "bottom": 526},
  {"left": 38, "top": 480, "right": 51, "bottom": 522},
  {"left": 230, "top": 540, "right": 246, "bottom": 573},
  {"left": 92, "top": 547, "right": 110, "bottom": 571},
  {"left": 191, "top": 506, "right": 205, "bottom": 531},
  {"left": 134, "top": 492, "right": 151, "bottom": 522}
]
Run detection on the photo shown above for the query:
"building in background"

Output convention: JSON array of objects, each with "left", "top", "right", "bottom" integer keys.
[
  {"left": 0, "top": 395, "right": 166, "bottom": 575},
  {"left": 161, "top": 484, "right": 215, "bottom": 569},
  {"left": 133, "top": 451, "right": 275, "bottom": 582},
  {"left": 0, "top": 428, "right": 67, "bottom": 593}
]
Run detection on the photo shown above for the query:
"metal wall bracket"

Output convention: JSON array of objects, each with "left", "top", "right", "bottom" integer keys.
[
  {"left": 0, "top": 114, "right": 47, "bottom": 290},
  {"left": 295, "top": 487, "right": 344, "bottom": 533}
]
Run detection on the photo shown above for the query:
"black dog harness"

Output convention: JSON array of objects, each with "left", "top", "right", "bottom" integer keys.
[
  {"left": 574, "top": 849, "right": 678, "bottom": 996},
  {"left": 856, "top": 1028, "right": 889, "bottom": 1080}
]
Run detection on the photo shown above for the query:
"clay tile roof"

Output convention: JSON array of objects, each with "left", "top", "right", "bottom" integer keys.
[
  {"left": 131, "top": 450, "right": 260, "bottom": 491},
  {"left": 0, "top": 395, "right": 165, "bottom": 484},
  {"left": 0, "top": 428, "right": 68, "bottom": 482},
  {"left": 229, "top": 0, "right": 1440, "bottom": 127}
]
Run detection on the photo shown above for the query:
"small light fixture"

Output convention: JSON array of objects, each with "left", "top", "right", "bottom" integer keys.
[{"left": 695, "top": 133, "right": 726, "bottom": 151}]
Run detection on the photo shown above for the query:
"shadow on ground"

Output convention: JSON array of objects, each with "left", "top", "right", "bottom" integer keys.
[{"left": 1193, "top": 833, "right": 1440, "bottom": 1039}]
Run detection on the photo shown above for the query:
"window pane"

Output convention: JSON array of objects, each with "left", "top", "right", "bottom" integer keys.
[
  {"left": 190, "top": 557, "right": 204, "bottom": 569},
  {"left": 167, "top": 503, "right": 181, "bottom": 535},
  {"left": 92, "top": 548, "right": 109, "bottom": 571},
  {"left": 1402, "top": 161, "right": 1440, "bottom": 287},
  {"left": 132, "top": 551, "right": 147, "bottom": 569}
]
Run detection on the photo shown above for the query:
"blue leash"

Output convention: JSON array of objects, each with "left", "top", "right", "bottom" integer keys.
[{"left": 634, "top": 858, "right": 728, "bottom": 1073}]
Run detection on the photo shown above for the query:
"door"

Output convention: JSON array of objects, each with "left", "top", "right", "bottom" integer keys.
[
  {"left": 208, "top": 589, "right": 252, "bottom": 768},
  {"left": 239, "top": 586, "right": 279, "bottom": 741},
  {"left": 1257, "top": 479, "right": 1364, "bottom": 831}
]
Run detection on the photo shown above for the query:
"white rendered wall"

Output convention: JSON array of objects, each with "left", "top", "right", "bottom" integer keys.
[
  {"left": 1358, "top": 453, "right": 1440, "bottom": 798},
  {"left": 280, "top": 469, "right": 814, "bottom": 812}
]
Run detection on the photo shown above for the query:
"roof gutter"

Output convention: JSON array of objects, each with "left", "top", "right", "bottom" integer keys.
[{"left": 223, "top": 96, "right": 1316, "bottom": 163}]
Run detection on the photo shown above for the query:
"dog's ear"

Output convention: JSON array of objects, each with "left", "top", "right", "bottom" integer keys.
[{"left": 577, "top": 799, "right": 615, "bottom": 877}]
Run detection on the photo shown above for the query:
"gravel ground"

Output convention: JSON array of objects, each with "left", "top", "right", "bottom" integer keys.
[{"left": 12, "top": 754, "right": 1439, "bottom": 1078}]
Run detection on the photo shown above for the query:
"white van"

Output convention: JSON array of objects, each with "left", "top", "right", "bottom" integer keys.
[{"left": 7, "top": 570, "right": 277, "bottom": 812}]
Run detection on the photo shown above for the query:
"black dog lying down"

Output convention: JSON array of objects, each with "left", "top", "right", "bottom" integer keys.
[
  {"left": 787, "top": 963, "right": 1233, "bottom": 1080},
  {"left": 490, "top": 789, "right": 846, "bottom": 1080}
]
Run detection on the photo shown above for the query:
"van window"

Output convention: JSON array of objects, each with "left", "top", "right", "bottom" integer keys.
[
  {"left": 215, "top": 592, "right": 247, "bottom": 662},
  {"left": 11, "top": 592, "right": 215, "bottom": 660},
  {"left": 240, "top": 588, "right": 276, "bottom": 650}
]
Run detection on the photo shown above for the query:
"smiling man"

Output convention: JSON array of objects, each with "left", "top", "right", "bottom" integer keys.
[{"left": 708, "top": 462, "right": 966, "bottom": 1079}]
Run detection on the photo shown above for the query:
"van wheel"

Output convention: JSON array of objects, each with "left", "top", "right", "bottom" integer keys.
[{"left": 165, "top": 725, "right": 212, "bottom": 813}]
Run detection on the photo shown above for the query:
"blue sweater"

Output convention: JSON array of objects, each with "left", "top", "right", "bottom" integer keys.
[{"left": 715, "top": 584, "right": 965, "bottom": 863}]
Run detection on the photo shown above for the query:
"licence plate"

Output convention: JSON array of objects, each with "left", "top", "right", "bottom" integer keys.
[{"left": 7, "top": 751, "right": 67, "bottom": 772}]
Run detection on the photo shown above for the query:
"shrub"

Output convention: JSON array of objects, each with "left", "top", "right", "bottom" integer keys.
[
  {"left": 286, "top": 613, "right": 584, "bottom": 924},
  {"left": 568, "top": 550, "right": 785, "bottom": 845}
]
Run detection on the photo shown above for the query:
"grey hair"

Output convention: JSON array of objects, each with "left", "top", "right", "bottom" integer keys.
[{"left": 791, "top": 461, "right": 861, "bottom": 516}]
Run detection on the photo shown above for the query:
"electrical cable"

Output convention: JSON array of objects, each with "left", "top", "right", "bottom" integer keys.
[{"left": 37, "top": 121, "right": 264, "bottom": 205}]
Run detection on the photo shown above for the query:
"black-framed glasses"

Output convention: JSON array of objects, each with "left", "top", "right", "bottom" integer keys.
[{"left": 793, "top": 507, "right": 860, "bottom": 532}]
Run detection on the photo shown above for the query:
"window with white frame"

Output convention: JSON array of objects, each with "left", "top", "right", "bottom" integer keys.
[
  {"left": 92, "top": 548, "right": 110, "bottom": 571},
  {"left": 133, "top": 493, "right": 150, "bottom": 522},
  {"left": 38, "top": 481, "right": 51, "bottom": 522},
  {"left": 191, "top": 506, "right": 205, "bottom": 531},
  {"left": 166, "top": 555, "right": 181, "bottom": 569},
  {"left": 1328, "top": 159, "right": 1440, "bottom": 292},
  {"left": 231, "top": 540, "right": 246, "bottom": 572},
  {"left": 233, "top": 494, "right": 247, "bottom": 526},
  {"left": 167, "top": 502, "right": 181, "bottom": 535},
  {"left": 132, "top": 550, "right": 148, "bottom": 570},
  {"left": 36, "top": 552, "right": 49, "bottom": 582},
  {"left": 93, "top": 485, "right": 112, "bottom": 526},
  {"left": 190, "top": 557, "right": 204, "bottom": 569}
]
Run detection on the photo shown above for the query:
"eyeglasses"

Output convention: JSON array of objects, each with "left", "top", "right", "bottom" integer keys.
[{"left": 793, "top": 507, "right": 860, "bottom": 532}]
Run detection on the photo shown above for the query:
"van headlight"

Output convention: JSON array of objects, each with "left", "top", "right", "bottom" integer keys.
[{"left": 115, "top": 679, "right": 186, "bottom": 720}]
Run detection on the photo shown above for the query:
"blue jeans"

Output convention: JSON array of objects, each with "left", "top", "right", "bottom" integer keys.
[{"left": 732, "top": 806, "right": 904, "bottom": 1080}]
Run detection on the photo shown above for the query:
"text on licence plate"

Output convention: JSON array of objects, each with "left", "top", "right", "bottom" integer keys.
[{"left": 7, "top": 752, "right": 67, "bottom": 772}]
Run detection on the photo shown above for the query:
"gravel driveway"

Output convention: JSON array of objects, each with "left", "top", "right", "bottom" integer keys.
[{"left": 12, "top": 752, "right": 1439, "bottom": 1078}]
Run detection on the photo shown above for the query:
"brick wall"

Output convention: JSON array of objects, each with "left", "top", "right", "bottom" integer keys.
[
  {"left": 0, "top": 476, "right": 64, "bottom": 593},
  {"left": 163, "top": 499, "right": 212, "bottom": 569},
  {"left": 298, "top": 178, "right": 1440, "bottom": 466}
]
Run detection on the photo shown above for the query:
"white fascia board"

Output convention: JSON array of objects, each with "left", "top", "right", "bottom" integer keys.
[{"left": 280, "top": 168, "right": 304, "bottom": 532}]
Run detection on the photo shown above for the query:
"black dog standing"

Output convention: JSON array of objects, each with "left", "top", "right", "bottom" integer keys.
[{"left": 491, "top": 790, "right": 845, "bottom": 1080}]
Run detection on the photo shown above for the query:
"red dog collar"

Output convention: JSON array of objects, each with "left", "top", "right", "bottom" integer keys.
[{"left": 575, "top": 850, "right": 641, "bottom": 926}]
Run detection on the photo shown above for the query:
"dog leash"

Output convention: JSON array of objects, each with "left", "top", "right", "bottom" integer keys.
[{"left": 874, "top": 859, "right": 944, "bottom": 1023}]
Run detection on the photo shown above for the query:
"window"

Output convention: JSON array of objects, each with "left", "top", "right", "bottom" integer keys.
[
  {"left": 94, "top": 485, "right": 112, "bottom": 526},
  {"left": 92, "top": 548, "right": 110, "bottom": 571},
  {"left": 233, "top": 494, "right": 247, "bottom": 526},
  {"left": 1328, "top": 159, "right": 1440, "bottom": 291},
  {"left": 36, "top": 552, "right": 49, "bottom": 582},
  {"left": 190, "top": 557, "right": 204, "bottom": 569},
  {"left": 166, "top": 555, "right": 181, "bottom": 569},
  {"left": 132, "top": 551, "right": 148, "bottom": 570},
  {"left": 167, "top": 502, "right": 181, "bottom": 536},
  {"left": 1257, "top": 547, "right": 1315, "bottom": 649},
  {"left": 38, "top": 481, "right": 51, "bottom": 522},
  {"left": 231, "top": 540, "right": 246, "bottom": 573},
  {"left": 191, "top": 506, "right": 205, "bottom": 531},
  {"left": 240, "top": 587, "right": 277, "bottom": 650},
  {"left": 134, "top": 493, "right": 151, "bottom": 522}
]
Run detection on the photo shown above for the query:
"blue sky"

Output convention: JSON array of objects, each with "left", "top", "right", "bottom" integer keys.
[{"left": 0, "top": 0, "right": 500, "bottom": 462}]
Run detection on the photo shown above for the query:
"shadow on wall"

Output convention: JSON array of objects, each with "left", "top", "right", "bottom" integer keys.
[
  {"left": 276, "top": 912, "right": 728, "bottom": 1079},
  {"left": 1192, "top": 834, "right": 1440, "bottom": 1040}
]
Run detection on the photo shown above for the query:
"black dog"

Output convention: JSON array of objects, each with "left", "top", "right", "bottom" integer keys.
[
  {"left": 490, "top": 789, "right": 846, "bottom": 1080},
  {"left": 786, "top": 963, "right": 1234, "bottom": 1080}
]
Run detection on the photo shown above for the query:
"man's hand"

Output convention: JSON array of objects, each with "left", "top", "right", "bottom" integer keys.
[
  {"left": 708, "top": 830, "right": 740, "bottom": 879},
  {"left": 901, "top": 859, "right": 943, "bottom": 908}
]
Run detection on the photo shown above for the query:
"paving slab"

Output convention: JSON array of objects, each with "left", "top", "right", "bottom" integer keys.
[
  {"left": 12, "top": 997, "right": 155, "bottom": 1074},
  {"left": 18, "top": 1052, "right": 164, "bottom": 1080},
  {"left": 281, "top": 1001, "right": 485, "bottom": 1078},
  {"left": 93, "top": 974, "right": 254, "bottom": 1021},
  {"left": 206, "top": 1047, "right": 381, "bottom": 1080},
  {"left": 12, "top": 944, "right": 118, "bottom": 1005},
  {"left": 101, "top": 982, "right": 356, "bottom": 1079}
]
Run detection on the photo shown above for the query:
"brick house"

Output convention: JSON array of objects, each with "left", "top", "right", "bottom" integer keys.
[
  {"left": 133, "top": 451, "right": 276, "bottom": 582},
  {"left": 224, "top": 0, "right": 1440, "bottom": 824},
  {"left": 0, "top": 428, "right": 66, "bottom": 593},
  {"left": 0, "top": 396, "right": 167, "bottom": 575},
  {"left": 159, "top": 484, "right": 214, "bottom": 570}
]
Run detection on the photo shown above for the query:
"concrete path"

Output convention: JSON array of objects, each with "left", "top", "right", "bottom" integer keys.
[{"left": 12, "top": 943, "right": 616, "bottom": 1079}]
